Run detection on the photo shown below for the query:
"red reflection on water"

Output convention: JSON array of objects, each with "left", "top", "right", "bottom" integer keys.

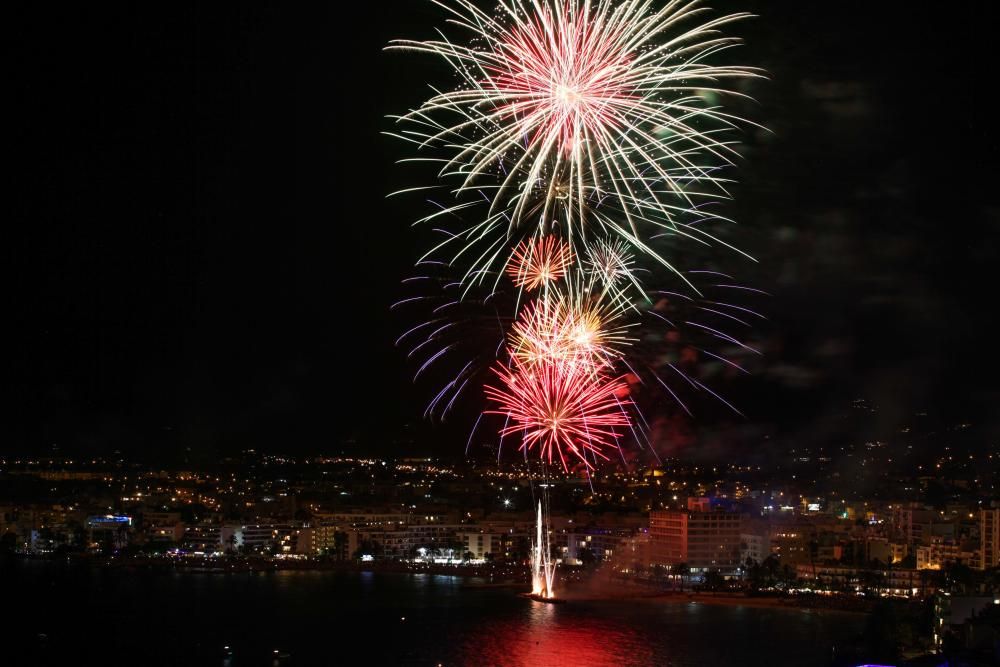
[{"left": 462, "top": 601, "right": 657, "bottom": 667}]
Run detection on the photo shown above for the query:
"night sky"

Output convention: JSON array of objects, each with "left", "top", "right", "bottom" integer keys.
[{"left": 10, "top": 2, "right": 1000, "bottom": 463}]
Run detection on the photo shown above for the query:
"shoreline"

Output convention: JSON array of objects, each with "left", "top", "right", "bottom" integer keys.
[
  {"left": 533, "top": 578, "right": 878, "bottom": 615},
  {"left": 550, "top": 590, "right": 875, "bottom": 615},
  {"left": 9, "top": 555, "right": 877, "bottom": 614},
  {"left": 8, "top": 552, "right": 529, "bottom": 581},
  {"left": 647, "top": 592, "right": 872, "bottom": 615}
]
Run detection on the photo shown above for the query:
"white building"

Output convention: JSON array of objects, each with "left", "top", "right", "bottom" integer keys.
[{"left": 740, "top": 532, "right": 770, "bottom": 565}]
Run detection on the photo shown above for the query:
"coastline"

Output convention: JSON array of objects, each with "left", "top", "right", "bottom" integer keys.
[
  {"left": 8, "top": 552, "right": 530, "bottom": 582},
  {"left": 553, "top": 590, "right": 875, "bottom": 615},
  {"left": 545, "top": 579, "right": 877, "bottom": 615},
  {"left": 10, "top": 554, "right": 876, "bottom": 614},
  {"left": 645, "top": 592, "right": 873, "bottom": 615}
]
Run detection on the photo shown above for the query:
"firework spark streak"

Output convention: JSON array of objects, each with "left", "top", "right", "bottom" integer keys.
[
  {"left": 389, "top": 0, "right": 763, "bottom": 289},
  {"left": 507, "top": 235, "right": 574, "bottom": 290},
  {"left": 485, "top": 355, "right": 632, "bottom": 470}
]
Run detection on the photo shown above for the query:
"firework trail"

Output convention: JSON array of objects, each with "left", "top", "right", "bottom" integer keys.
[{"left": 392, "top": 262, "right": 512, "bottom": 421}]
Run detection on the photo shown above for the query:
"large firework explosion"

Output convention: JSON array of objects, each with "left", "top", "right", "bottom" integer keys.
[
  {"left": 389, "top": 0, "right": 763, "bottom": 295},
  {"left": 390, "top": 0, "right": 762, "bottom": 473}
]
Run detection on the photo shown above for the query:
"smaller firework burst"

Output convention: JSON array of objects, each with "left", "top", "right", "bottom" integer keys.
[
  {"left": 586, "top": 238, "right": 636, "bottom": 290},
  {"left": 508, "top": 294, "right": 629, "bottom": 374},
  {"left": 507, "top": 236, "right": 574, "bottom": 291},
  {"left": 485, "top": 355, "right": 632, "bottom": 470}
]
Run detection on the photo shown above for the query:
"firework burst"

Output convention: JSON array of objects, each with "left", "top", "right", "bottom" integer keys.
[
  {"left": 484, "top": 355, "right": 632, "bottom": 470},
  {"left": 586, "top": 237, "right": 635, "bottom": 287},
  {"left": 389, "top": 0, "right": 763, "bottom": 289},
  {"left": 508, "top": 291, "right": 631, "bottom": 373},
  {"left": 391, "top": 262, "right": 514, "bottom": 421},
  {"left": 506, "top": 235, "right": 574, "bottom": 291}
]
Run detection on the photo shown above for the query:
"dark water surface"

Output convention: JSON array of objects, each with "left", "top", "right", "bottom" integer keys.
[{"left": 3, "top": 560, "right": 868, "bottom": 666}]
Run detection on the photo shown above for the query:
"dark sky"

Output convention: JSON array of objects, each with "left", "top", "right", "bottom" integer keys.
[{"left": 9, "top": 2, "right": 1000, "bottom": 462}]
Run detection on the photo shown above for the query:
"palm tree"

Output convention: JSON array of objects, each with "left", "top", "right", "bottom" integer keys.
[
  {"left": 744, "top": 557, "right": 762, "bottom": 591},
  {"left": 780, "top": 564, "right": 797, "bottom": 588},
  {"left": 761, "top": 554, "right": 780, "bottom": 588}
]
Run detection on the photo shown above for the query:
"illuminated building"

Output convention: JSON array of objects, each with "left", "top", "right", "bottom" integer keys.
[
  {"left": 349, "top": 523, "right": 466, "bottom": 559},
  {"left": 797, "top": 564, "right": 928, "bottom": 596},
  {"left": 459, "top": 531, "right": 507, "bottom": 561},
  {"left": 979, "top": 509, "right": 1000, "bottom": 571},
  {"left": 180, "top": 524, "right": 241, "bottom": 553},
  {"left": 740, "top": 532, "right": 770, "bottom": 565},
  {"left": 649, "top": 510, "right": 687, "bottom": 565},
  {"left": 916, "top": 538, "right": 975, "bottom": 571},
  {"left": 312, "top": 523, "right": 358, "bottom": 557},
  {"left": 141, "top": 511, "right": 184, "bottom": 544},
  {"left": 768, "top": 521, "right": 813, "bottom": 566},
  {"left": 896, "top": 506, "right": 956, "bottom": 545},
  {"left": 564, "top": 528, "right": 633, "bottom": 563},
  {"left": 933, "top": 595, "right": 1000, "bottom": 648},
  {"left": 312, "top": 510, "right": 455, "bottom": 528},
  {"left": 649, "top": 498, "right": 743, "bottom": 574},
  {"left": 237, "top": 523, "right": 312, "bottom": 554},
  {"left": 86, "top": 515, "right": 132, "bottom": 550}
]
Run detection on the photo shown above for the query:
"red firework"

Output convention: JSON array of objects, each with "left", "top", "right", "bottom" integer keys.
[
  {"left": 507, "top": 236, "right": 574, "bottom": 291},
  {"left": 488, "top": 2, "right": 637, "bottom": 155},
  {"left": 484, "top": 356, "right": 631, "bottom": 471}
]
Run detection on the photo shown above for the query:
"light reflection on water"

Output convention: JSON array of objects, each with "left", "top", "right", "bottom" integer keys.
[
  {"left": 459, "top": 600, "right": 658, "bottom": 667},
  {"left": 438, "top": 582, "right": 863, "bottom": 667},
  {"left": 5, "top": 562, "right": 865, "bottom": 666}
]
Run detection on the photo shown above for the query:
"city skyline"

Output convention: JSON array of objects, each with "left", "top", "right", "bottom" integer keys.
[{"left": 6, "top": 3, "right": 1000, "bottom": 663}]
